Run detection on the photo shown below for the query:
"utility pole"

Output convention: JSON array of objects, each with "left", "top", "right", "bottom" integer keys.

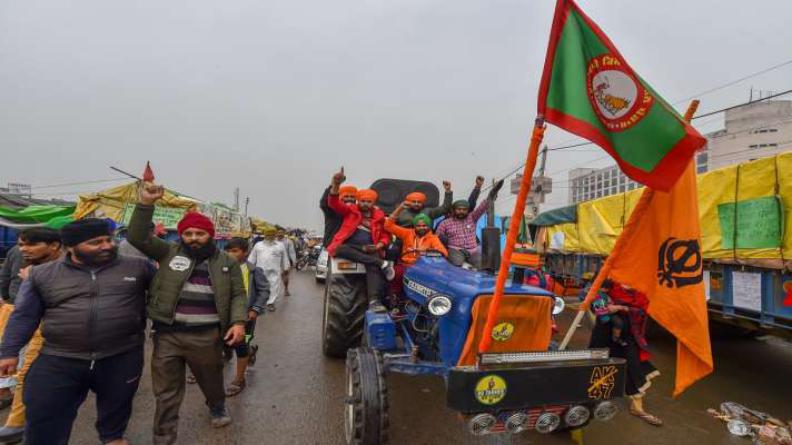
[
  {"left": 244, "top": 197, "right": 250, "bottom": 218},
  {"left": 234, "top": 187, "right": 240, "bottom": 211},
  {"left": 538, "top": 145, "right": 548, "bottom": 177}
]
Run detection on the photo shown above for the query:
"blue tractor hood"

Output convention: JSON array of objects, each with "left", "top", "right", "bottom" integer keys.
[{"left": 403, "top": 256, "right": 554, "bottom": 368}]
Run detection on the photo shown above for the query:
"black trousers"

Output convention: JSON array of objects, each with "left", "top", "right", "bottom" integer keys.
[
  {"left": 335, "top": 244, "right": 385, "bottom": 301},
  {"left": 24, "top": 346, "right": 144, "bottom": 445}
]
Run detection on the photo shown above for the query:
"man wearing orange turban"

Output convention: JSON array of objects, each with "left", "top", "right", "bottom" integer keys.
[
  {"left": 395, "top": 181, "right": 453, "bottom": 228},
  {"left": 326, "top": 169, "right": 395, "bottom": 313},
  {"left": 320, "top": 183, "right": 357, "bottom": 248}
]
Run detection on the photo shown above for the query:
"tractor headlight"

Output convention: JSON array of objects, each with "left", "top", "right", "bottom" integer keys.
[
  {"left": 552, "top": 297, "right": 565, "bottom": 315},
  {"left": 427, "top": 295, "right": 452, "bottom": 316}
]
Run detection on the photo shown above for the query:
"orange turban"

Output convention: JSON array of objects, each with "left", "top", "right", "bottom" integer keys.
[
  {"left": 339, "top": 185, "right": 358, "bottom": 199},
  {"left": 356, "top": 189, "right": 378, "bottom": 202},
  {"left": 405, "top": 192, "right": 426, "bottom": 203}
]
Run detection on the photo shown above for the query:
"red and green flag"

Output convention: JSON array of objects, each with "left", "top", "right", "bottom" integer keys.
[{"left": 538, "top": 0, "right": 706, "bottom": 191}]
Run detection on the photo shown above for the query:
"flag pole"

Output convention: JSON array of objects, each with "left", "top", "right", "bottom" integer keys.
[
  {"left": 558, "top": 100, "right": 701, "bottom": 350},
  {"left": 478, "top": 118, "right": 546, "bottom": 354}
]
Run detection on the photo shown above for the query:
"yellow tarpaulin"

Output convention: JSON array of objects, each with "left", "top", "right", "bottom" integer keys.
[
  {"left": 542, "top": 152, "right": 792, "bottom": 268},
  {"left": 74, "top": 182, "right": 198, "bottom": 222}
]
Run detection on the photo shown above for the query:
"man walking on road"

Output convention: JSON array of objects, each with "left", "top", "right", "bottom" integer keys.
[
  {"left": 248, "top": 229, "right": 288, "bottom": 312},
  {"left": 128, "top": 182, "right": 247, "bottom": 445},
  {"left": 223, "top": 238, "right": 268, "bottom": 396},
  {"left": 0, "top": 219, "right": 154, "bottom": 445},
  {"left": 0, "top": 240, "right": 22, "bottom": 410},
  {"left": 0, "top": 228, "right": 63, "bottom": 444},
  {"left": 278, "top": 231, "right": 296, "bottom": 297}
]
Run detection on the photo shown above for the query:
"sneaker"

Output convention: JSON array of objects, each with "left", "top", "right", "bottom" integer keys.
[
  {"left": 210, "top": 406, "right": 232, "bottom": 428},
  {"left": 368, "top": 301, "right": 387, "bottom": 313},
  {"left": 381, "top": 261, "right": 396, "bottom": 281},
  {"left": 0, "top": 425, "right": 24, "bottom": 444},
  {"left": 266, "top": 304, "right": 276, "bottom": 312}
]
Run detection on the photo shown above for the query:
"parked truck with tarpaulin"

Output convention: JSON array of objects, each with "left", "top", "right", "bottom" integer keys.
[{"left": 532, "top": 152, "right": 792, "bottom": 337}]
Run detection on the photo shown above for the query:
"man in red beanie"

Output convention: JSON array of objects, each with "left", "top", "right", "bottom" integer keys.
[
  {"left": 326, "top": 169, "right": 394, "bottom": 313},
  {"left": 128, "top": 183, "right": 247, "bottom": 445}
]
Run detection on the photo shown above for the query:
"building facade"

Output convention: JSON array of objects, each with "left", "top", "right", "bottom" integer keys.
[
  {"left": 567, "top": 166, "right": 642, "bottom": 204},
  {"left": 700, "top": 100, "right": 792, "bottom": 172}
]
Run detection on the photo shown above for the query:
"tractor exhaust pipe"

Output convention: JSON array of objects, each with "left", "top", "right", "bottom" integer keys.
[{"left": 480, "top": 189, "right": 501, "bottom": 272}]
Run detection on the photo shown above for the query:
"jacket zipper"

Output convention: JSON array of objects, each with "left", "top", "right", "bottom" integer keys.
[
  {"left": 207, "top": 262, "right": 223, "bottom": 327},
  {"left": 89, "top": 271, "right": 98, "bottom": 362}
]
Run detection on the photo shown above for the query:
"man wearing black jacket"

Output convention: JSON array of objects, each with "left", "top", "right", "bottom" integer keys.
[
  {"left": 0, "top": 219, "right": 154, "bottom": 445},
  {"left": 320, "top": 184, "right": 357, "bottom": 247}
]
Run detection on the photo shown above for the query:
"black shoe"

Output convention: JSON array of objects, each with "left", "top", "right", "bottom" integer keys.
[{"left": 368, "top": 301, "right": 387, "bottom": 313}]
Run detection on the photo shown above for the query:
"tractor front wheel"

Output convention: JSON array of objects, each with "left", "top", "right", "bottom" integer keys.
[
  {"left": 345, "top": 348, "right": 389, "bottom": 445},
  {"left": 322, "top": 272, "right": 367, "bottom": 358}
]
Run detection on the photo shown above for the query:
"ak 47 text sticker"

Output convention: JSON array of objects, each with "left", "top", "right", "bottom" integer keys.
[{"left": 588, "top": 366, "right": 618, "bottom": 400}]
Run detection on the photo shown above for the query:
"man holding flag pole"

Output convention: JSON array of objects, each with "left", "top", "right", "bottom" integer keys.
[{"left": 479, "top": 0, "right": 713, "bottom": 409}]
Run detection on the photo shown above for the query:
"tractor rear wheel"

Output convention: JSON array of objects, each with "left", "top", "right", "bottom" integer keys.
[
  {"left": 322, "top": 271, "right": 367, "bottom": 358},
  {"left": 345, "top": 348, "right": 389, "bottom": 445}
]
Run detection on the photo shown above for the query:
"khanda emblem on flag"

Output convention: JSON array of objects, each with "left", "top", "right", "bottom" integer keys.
[{"left": 657, "top": 238, "right": 703, "bottom": 289}]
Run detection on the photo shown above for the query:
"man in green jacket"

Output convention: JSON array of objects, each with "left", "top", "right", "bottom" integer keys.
[{"left": 128, "top": 182, "right": 246, "bottom": 445}]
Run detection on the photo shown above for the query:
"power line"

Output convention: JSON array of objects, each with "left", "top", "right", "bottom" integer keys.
[
  {"left": 694, "top": 89, "right": 792, "bottom": 120},
  {"left": 524, "top": 56, "right": 792, "bottom": 157},
  {"left": 671, "top": 57, "right": 792, "bottom": 105},
  {"left": 482, "top": 87, "right": 792, "bottom": 192},
  {"left": 29, "top": 177, "right": 129, "bottom": 190}
]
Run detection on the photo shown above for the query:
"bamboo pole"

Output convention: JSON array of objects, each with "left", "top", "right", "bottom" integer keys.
[
  {"left": 478, "top": 119, "right": 546, "bottom": 353},
  {"left": 558, "top": 100, "right": 701, "bottom": 350}
]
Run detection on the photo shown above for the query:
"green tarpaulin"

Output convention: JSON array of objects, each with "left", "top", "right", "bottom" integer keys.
[
  {"left": 530, "top": 205, "right": 578, "bottom": 227},
  {"left": 0, "top": 205, "right": 75, "bottom": 225}
]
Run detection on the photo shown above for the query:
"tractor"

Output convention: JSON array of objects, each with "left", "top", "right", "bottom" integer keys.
[{"left": 321, "top": 180, "right": 626, "bottom": 444}]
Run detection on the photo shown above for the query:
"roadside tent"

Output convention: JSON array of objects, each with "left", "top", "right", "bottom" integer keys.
[
  {"left": 74, "top": 182, "right": 198, "bottom": 224},
  {"left": 75, "top": 182, "right": 253, "bottom": 238}
]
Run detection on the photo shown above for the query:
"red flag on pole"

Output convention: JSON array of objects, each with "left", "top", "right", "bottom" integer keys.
[{"left": 143, "top": 161, "right": 155, "bottom": 182}]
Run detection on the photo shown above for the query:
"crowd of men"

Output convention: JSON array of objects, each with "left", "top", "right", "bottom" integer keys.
[
  {"left": 320, "top": 168, "right": 504, "bottom": 312},
  {"left": 0, "top": 169, "right": 501, "bottom": 444},
  {"left": 0, "top": 181, "right": 303, "bottom": 445}
]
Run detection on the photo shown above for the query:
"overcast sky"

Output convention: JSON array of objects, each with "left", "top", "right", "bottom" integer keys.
[{"left": 2, "top": 0, "right": 792, "bottom": 231}]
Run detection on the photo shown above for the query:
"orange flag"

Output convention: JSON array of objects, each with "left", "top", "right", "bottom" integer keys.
[{"left": 607, "top": 161, "right": 713, "bottom": 396}]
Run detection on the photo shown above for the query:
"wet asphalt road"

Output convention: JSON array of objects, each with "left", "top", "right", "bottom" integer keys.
[{"left": 61, "top": 270, "right": 792, "bottom": 445}]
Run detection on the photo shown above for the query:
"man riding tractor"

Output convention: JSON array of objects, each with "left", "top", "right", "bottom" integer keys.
[{"left": 326, "top": 168, "right": 395, "bottom": 314}]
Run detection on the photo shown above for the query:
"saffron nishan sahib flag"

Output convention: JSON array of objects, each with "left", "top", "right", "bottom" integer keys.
[
  {"left": 537, "top": 0, "right": 706, "bottom": 191},
  {"left": 607, "top": 162, "right": 714, "bottom": 396}
]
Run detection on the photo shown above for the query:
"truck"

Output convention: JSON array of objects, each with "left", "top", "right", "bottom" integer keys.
[{"left": 530, "top": 153, "right": 792, "bottom": 339}]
